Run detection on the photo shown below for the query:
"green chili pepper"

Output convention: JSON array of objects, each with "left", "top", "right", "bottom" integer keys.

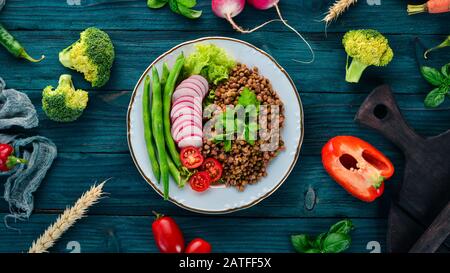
[
  {"left": 163, "top": 54, "right": 185, "bottom": 168},
  {"left": 151, "top": 67, "right": 170, "bottom": 200},
  {"left": 0, "top": 23, "right": 45, "bottom": 63},
  {"left": 143, "top": 75, "right": 161, "bottom": 182}
]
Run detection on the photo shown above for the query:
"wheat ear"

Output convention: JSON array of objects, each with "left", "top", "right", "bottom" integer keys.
[
  {"left": 323, "top": 0, "right": 358, "bottom": 26},
  {"left": 28, "top": 181, "right": 108, "bottom": 253}
]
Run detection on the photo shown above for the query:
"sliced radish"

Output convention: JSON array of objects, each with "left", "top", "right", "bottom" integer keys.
[
  {"left": 173, "top": 95, "right": 203, "bottom": 108},
  {"left": 171, "top": 113, "right": 202, "bottom": 126},
  {"left": 178, "top": 135, "right": 203, "bottom": 148},
  {"left": 171, "top": 121, "right": 201, "bottom": 139},
  {"left": 178, "top": 79, "right": 207, "bottom": 97},
  {"left": 189, "top": 75, "right": 209, "bottom": 93},
  {"left": 176, "top": 82, "right": 205, "bottom": 98},
  {"left": 171, "top": 100, "right": 202, "bottom": 115},
  {"left": 173, "top": 87, "right": 203, "bottom": 101},
  {"left": 175, "top": 126, "right": 203, "bottom": 142},
  {"left": 171, "top": 105, "right": 201, "bottom": 120}
]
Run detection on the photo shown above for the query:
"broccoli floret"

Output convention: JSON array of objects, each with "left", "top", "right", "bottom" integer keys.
[
  {"left": 59, "top": 27, "right": 115, "bottom": 88},
  {"left": 42, "top": 74, "right": 88, "bottom": 122},
  {"left": 342, "top": 29, "right": 394, "bottom": 83}
]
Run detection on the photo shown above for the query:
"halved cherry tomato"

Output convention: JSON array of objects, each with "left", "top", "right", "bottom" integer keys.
[
  {"left": 321, "top": 136, "right": 394, "bottom": 202},
  {"left": 189, "top": 171, "right": 211, "bottom": 192},
  {"left": 180, "top": 146, "right": 204, "bottom": 169},
  {"left": 185, "top": 238, "right": 212, "bottom": 253},
  {"left": 200, "top": 158, "right": 223, "bottom": 183},
  {"left": 151, "top": 212, "right": 185, "bottom": 253}
]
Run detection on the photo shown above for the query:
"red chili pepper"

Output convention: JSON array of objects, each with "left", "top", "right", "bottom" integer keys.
[
  {"left": 151, "top": 212, "right": 185, "bottom": 253},
  {"left": 185, "top": 238, "right": 212, "bottom": 253},
  {"left": 321, "top": 136, "right": 394, "bottom": 202},
  {"left": 0, "top": 143, "right": 27, "bottom": 172}
]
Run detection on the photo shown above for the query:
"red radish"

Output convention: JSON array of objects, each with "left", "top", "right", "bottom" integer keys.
[
  {"left": 211, "top": 0, "right": 281, "bottom": 34},
  {"left": 217, "top": 0, "right": 314, "bottom": 63},
  {"left": 178, "top": 135, "right": 203, "bottom": 148},
  {"left": 173, "top": 94, "right": 203, "bottom": 105}
]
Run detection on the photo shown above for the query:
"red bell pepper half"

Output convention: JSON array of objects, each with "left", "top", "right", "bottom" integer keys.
[
  {"left": 321, "top": 136, "right": 394, "bottom": 202},
  {"left": 0, "top": 143, "right": 27, "bottom": 172}
]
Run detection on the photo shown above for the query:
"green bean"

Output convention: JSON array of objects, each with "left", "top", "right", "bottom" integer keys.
[
  {"left": 161, "top": 63, "right": 170, "bottom": 87},
  {"left": 142, "top": 75, "right": 161, "bottom": 182},
  {"left": 167, "top": 156, "right": 186, "bottom": 188},
  {"left": 0, "top": 23, "right": 45, "bottom": 63},
  {"left": 151, "top": 67, "right": 169, "bottom": 200},
  {"left": 163, "top": 54, "right": 185, "bottom": 168}
]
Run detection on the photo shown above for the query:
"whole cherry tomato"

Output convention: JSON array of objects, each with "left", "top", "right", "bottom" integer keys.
[
  {"left": 189, "top": 171, "right": 211, "bottom": 192},
  {"left": 152, "top": 212, "right": 185, "bottom": 253},
  {"left": 185, "top": 238, "right": 212, "bottom": 253},
  {"left": 180, "top": 146, "right": 204, "bottom": 169},
  {"left": 200, "top": 158, "right": 223, "bottom": 183}
]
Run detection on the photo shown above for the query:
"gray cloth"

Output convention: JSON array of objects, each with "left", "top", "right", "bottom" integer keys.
[
  {"left": 0, "top": 77, "right": 57, "bottom": 227},
  {"left": 0, "top": 0, "right": 5, "bottom": 12},
  {"left": 0, "top": 78, "right": 39, "bottom": 129},
  {"left": 1, "top": 134, "right": 57, "bottom": 223}
]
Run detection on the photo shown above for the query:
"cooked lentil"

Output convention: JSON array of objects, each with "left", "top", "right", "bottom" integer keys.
[{"left": 202, "top": 64, "right": 285, "bottom": 191}]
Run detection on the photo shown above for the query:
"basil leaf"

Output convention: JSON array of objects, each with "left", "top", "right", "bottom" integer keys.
[
  {"left": 441, "top": 63, "right": 450, "bottom": 78},
  {"left": 312, "top": 232, "right": 327, "bottom": 249},
  {"left": 424, "top": 87, "right": 446, "bottom": 108},
  {"left": 328, "top": 219, "right": 354, "bottom": 235},
  {"left": 322, "top": 233, "right": 351, "bottom": 253},
  {"left": 304, "top": 248, "right": 321, "bottom": 253},
  {"left": 147, "top": 0, "right": 168, "bottom": 9},
  {"left": 177, "top": 0, "right": 196, "bottom": 8},
  {"left": 421, "top": 66, "right": 445, "bottom": 86},
  {"left": 177, "top": 3, "right": 202, "bottom": 19},
  {"left": 291, "top": 235, "right": 313, "bottom": 253},
  {"left": 168, "top": 0, "right": 180, "bottom": 13}
]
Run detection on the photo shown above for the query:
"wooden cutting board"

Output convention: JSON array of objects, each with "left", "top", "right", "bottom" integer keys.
[{"left": 354, "top": 85, "right": 450, "bottom": 252}]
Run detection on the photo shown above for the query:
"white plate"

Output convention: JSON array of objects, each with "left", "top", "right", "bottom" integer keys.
[{"left": 127, "top": 37, "right": 303, "bottom": 214}]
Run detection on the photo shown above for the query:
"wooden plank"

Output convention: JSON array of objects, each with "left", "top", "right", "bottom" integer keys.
[
  {"left": 0, "top": 0, "right": 448, "bottom": 34},
  {"left": 0, "top": 31, "right": 448, "bottom": 93},
  {"left": 0, "top": 152, "right": 400, "bottom": 217},
  {"left": 10, "top": 91, "right": 450, "bottom": 154},
  {"left": 0, "top": 214, "right": 386, "bottom": 253}
]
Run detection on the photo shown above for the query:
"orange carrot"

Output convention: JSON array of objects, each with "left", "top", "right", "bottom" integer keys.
[{"left": 407, "top": 0, "right": 450, "bottom": 15}]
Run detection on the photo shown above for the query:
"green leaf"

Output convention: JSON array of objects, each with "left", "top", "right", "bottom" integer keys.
[
  {"left": 421, "top": 66, "right": 445, "bottom": 86},
  {"left": 424, "top": 87, "right": 447, "bottom": 108},
  {"left": 304, "top": 248, "right": 321, "bottom": 253},
  {"left": 322, "top": 233, "right": 351, "bottom": 253},
  {"left": 291, "top": 235, "right": 313, "bottom": 253},
  {"left": 312, "top": 232, "right": 327, "bottom": 249},
  {"left": 328, "top": 219, "right": 354, "bottom": 235},
  {"left": 224, "top": 140, "right": 232, "bottom": 152},
  {"left": 177, "top": 3, "right": 202, "bottom": 19},
  {"left": 147, "top": 0, "right": 168, "bottom": 9},
  {"left": 441, "top": 63, "right": 450, "bottom": 78},
  {"left": 168, "top": 0, "right": 180, "bottom": 13},
  {"left": 238, "top": 88, "right": 260, "bottom": 109},
  {"left": 177, "top": 0, "right": 196, "bottom": 8}
]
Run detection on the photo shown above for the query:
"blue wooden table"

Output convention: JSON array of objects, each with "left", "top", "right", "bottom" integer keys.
[{"left": 0, "top": 0, "right": 448, "bottom": 253}]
